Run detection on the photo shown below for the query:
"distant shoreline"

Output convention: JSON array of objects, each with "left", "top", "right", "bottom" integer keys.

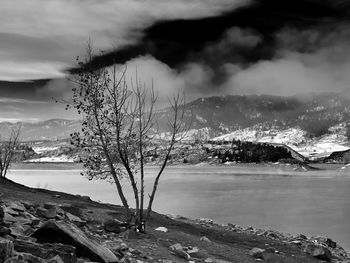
[{"left": 11, "top": 161, "right": 346, "bottom": 172}]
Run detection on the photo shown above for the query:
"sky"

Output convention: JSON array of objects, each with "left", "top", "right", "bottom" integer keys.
[{"left": 0, "top": 0, "right": 350, "bottom": 121}]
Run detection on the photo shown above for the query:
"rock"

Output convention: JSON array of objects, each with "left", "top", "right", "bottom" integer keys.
[
  {"left": 22, "top": 212, "right": 40, "bottom": 226},
  {"left": 4, "top": 253, "right": 45, "bottom": 263},
  {"left": 11, "top": 216, "right": 32, "bottom": 226},
  {"left": 59, "top": 206, "right": 82, "bottom": 218},
  {"left": 103, "top": 219, "right": 125, "bottom": 234},
  {"left": 47, "top": 255, "right": 65, "bottom": 263},
  {"left": 290, "top": 240, "right": 303, "bottom": 246},
  {"left": 169, "top": 243, "right": 183, "bottom": 251},
  {"left": 43, "top": 203, "right": 58, "bottom": 210},
  {"left": 204, "top": 258, "right": 214, "bottom": 263},
  {"left": 3, "top": 207, "right": 20, "bottom": 216},
  {"left": 6, "top": 202, "right": 26, "bottom": 213},
  {"left": 186, "top": 247, "right": 200, "bottom": 255},
  {"left": 42, "top": 204, "right": 64, "bottom": 216},
  {"left": 173, "top": 249, "right": 190, "bottom": 260},
  {"left": 45, "top": 207, "right": 59, "bottom": 219},
  {"left": 157, "top": 238, "right": 173, "bottom": 248},
  {"left": 155, "top": 227, "right": 168, "bottom": 233},
  {"left": 103, "top": 240, "right": 127, "bottom": 256},
  {"left": 295, "top": 234, "right": 307, "bottom": 240},
  {"left": 9, "top": 225, "right": 25, "bottom": 237},
  {"left": 249, "top": 248, "right": 265, "bottom": 259},
  {"left": 65, "top": 213, "right": 86, "bottom": 227},
  {"left": 36, "top": 207, "right": 49, "bottom": 217},
  {"left": 80, "top": 196, "right": 91, "bottom": 202},
  {"left": 36, "top": 207, "right": 57, "bottom": 219},
  {"left": 56, "top": 207, "right": 65, "bottom": 216},
  {"left": 15, "top": 235, "right": 37, "bottom": 243},
  {"left": 3, "top": 213, "right": 17, "bottom": 224},
  {"left": 169, "top": 243, "right": 190, "bottom": 260},
  {"left": 0, "top": 226, "right": 11, "bottom": 237},
  {"left": 198, "top": 218, "right": 214, "bottom": 224},
  {"left": 315, "top": 236, "right": 337, "bottom": 249},
  {"left": 188, "top": 249, "right": 209, "bottom": 259},
  {"left": 20, "top": 201, "right": 34, "bottom": 210},
  {"left": 14, "top": 239, "right": 76, "bottom": 263},
  {"left": 263, "top": 230, "right": 282, "bottom": 240},
  {"left": 0, "top": 207, "right": 4, "bottom": 222},
  {"left": 304, "top": 244, "right": 332, "bottom": 261},
  {"left": 32, "top": 220, "right": 118, "bottom": 263},
  {"left": 0, "top": 238, "right": 14, "bottom": 262},
  {"left": 200, "top": 236, "right": 211, "bottom": 243},
  {"left": 265, "top": 247, "right": 278, "bottom": 254},
  {"left": 325, "top": 238, "right": 337, "bottom": 249}
]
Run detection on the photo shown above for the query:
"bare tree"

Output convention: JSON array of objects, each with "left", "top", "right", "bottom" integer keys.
[
  {"left": 69, "top": 43, "right": 188, "bottom": 232},
  {"left": 0, "top": 126, "right": 21, "bottom": 177}
]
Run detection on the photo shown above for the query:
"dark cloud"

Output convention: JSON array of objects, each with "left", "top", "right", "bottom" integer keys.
[
  {"left": 0, "top": 78, "right": 74, "bottom": 101},
  {"left": 0, "top": 80, "right": 51, "bottom": 100},
  {"left": 0, "top": 79, "right": 78, "bottom": 121},
  {"left": 72, "top": 0, "right": 350, "bottom": 76}
]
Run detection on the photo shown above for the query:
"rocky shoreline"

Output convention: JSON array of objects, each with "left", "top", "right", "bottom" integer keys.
[
  {"left": 1, "top": 177, "right": 350, "bottom": 263},
  {"left": 175, "top": 217, "right": 350, "bottom": 262}
]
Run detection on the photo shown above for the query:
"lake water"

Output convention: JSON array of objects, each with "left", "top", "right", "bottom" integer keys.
[{"left": 7, "top": 164, "right": 350, "bottom": 250}]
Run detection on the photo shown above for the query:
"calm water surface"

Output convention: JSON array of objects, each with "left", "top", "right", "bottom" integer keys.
[{"left": 8, "top": 165, "right": 350, "bottom": 249}]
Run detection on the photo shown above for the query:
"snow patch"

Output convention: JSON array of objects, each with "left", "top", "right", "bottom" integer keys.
[{"left": 25, "top": 155, "right": 74, "bottom": 163}]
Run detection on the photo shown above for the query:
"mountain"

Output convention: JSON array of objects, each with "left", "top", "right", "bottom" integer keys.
[
  {"left": 160, "top": 92, "right": 350, "bottom": 137},
  {"left": 156, "top": 92, "right": 350, "bottom": 159},
  {"left": 0, "top": 119, "right": 81, "bottom": 141},
  {"left": 1, "top": 93, "right": 350, "bottom": 151}
]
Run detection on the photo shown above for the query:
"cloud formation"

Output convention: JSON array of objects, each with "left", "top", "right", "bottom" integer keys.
[
  {"left": 1, "top": 0, "right": 350, "bottom": 121},
  {"left": 71, "top": 0, "right": 350, "bottom": 99},
  {"left": 0, "top": 0, "right": 243, "bottom": 81}
]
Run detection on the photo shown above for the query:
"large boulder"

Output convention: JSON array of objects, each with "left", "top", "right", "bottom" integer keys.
[
  {"left": 304, "top": 244, "right": 332, "bottom": 261},
  {"left": 32, "top": 220, "right": 118, "bottom": 263},
  {"left": 14, "top": 239, "right": 76, "bottom": 263},
  {"left": 0, "top": 237, "right": 14, "bottom": 262}
]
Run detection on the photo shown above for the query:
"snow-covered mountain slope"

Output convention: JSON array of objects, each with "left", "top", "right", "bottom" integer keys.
[
  {"left": 213, "top": 127, "right": 307, "bottom": 146},
  {"left": 1, "top": 93, "right": 350, "bottom": 160},
  {"left": 212, "top": 123, "right": 350, "bottom": 159}
]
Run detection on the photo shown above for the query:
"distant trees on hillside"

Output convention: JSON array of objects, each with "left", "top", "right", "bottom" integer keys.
[{"left": 211, "top": 140, "right": 292, "bottom": 163}]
